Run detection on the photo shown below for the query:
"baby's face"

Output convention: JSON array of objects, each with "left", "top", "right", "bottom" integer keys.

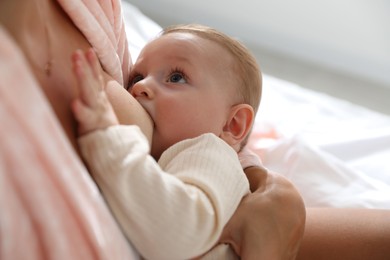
[{"left": 128, "top": 32, "right": 237, "bottom": 159}]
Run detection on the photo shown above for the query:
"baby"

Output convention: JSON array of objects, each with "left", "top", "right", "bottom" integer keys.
[{"left": 71, "top": 24, "right": 262, "bottom": 259}]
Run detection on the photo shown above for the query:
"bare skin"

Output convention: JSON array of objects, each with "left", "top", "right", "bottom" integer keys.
[
  {"left": 297, "top": 208, "right": 390, "bottom": 260},
  {"left": 231, "top": 167, "right": 390, "bottom": 260}
]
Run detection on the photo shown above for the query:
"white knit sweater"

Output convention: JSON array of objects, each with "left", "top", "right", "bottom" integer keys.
[{"left": 79, "top": 125, "right": 249, "bottom": 260}]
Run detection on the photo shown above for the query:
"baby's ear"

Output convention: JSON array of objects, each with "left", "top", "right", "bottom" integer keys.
[{"left": 220, "top": 104, "right": 254, "bottom": 152}]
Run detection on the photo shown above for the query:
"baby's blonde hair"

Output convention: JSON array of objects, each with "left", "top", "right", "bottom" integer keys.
[{"left": 162, "top": 24, "right": 262, "bottom": 148}]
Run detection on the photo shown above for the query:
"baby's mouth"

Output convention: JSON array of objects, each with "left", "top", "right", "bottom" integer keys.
[{"left": 137, "top": 101, "right": 155, "bottom": 126}]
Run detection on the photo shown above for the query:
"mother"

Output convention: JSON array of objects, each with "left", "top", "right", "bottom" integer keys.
[{"left": 0, "top": 0, "right": 388, "bottom": 259}]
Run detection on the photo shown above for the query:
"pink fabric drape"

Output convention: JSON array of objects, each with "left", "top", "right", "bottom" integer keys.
[
  {"left": 56, "top": 0, "right": 131, "bottom": 86},
  {"left": 0, "top": 0, "right": 137, "bottom": 258}
]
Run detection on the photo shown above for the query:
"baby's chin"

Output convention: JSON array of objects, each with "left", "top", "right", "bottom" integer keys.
[
  {"left": 150, "top": 144, "right": 163, "bottom": 161},
  {"left": 150, "top": 135, "right": 173, "bottom": 161}
]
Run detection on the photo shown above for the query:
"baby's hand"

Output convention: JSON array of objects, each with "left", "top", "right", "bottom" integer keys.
[{"left": 71, "top": 49, "right": 119, "bottom": 136}]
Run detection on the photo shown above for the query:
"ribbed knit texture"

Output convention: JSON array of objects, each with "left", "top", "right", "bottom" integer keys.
[{"left": 79, "top": 125, "right": 249, "bottom": 259}]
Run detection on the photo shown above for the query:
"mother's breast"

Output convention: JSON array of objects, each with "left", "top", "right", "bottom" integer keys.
[{"left": 106, "top": 80, "right": 154, "bottom": 146}]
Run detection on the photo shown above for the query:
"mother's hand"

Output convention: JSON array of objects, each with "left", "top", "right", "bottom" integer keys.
[{"left": 220, "top": 166, "right": 306, "bottom": 259}]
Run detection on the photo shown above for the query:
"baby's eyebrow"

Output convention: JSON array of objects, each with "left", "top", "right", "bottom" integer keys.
[{"left": 165, "top": 55, "right": 192, "bottom": 64}]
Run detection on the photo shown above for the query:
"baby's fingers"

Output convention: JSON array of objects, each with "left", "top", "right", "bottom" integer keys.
[
  {"left": 86, "top": 48, "right": 104, "bottom": 91},
  {"left": 71, "top": 98, "right": 95, "bottom": 135},
  {"left": 72, "top": 50, "right": 100, "bottom": 107}
]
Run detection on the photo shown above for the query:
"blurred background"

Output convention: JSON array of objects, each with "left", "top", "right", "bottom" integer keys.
[{"left": 125, "top": 0, "right": 390, "bottom": 115}]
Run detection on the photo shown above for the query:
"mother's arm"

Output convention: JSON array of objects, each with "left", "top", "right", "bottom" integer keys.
[
  {"left": 297, "top": 208, "right": 390, "bottom": 260},
  {"left": 222, "top": 165, "right": 390, "bottom": 260}
]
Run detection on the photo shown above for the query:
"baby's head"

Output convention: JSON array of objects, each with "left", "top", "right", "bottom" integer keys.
[
  {"left": 162, "top": 24, "right": 262, "bottom": 112},
  {"left": 129, "top": 24, "right": 262, "bottom": 159},
  {"left": 162, "top": 24, "right": 262, "bottom": 150}
]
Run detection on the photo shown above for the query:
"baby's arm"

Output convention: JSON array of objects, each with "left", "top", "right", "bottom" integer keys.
[
  {"left": 79, "top": 130, "right": 249, "bottom": 260},
  {"left": 71, "top": 49, "right": 119, "bottom": 136}
]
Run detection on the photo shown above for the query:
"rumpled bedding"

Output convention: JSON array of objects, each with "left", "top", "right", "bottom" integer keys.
[{"left": 249, "top": 75, "right": 390, "bottom": 209}]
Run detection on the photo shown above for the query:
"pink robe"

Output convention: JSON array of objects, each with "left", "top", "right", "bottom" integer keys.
[{"left": 0, "top": 0, "right": 138, "bottom": 258}]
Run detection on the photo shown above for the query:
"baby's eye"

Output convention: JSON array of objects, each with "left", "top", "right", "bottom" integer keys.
[
  {"left": 168, "top": 72, "right": 187, "bottom": 83},
  {"left": 127, "top": 74, "right": 144, "bottom": 89}
]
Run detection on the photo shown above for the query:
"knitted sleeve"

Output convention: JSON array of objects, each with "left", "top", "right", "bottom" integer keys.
[{"left": 78, "top": 125, "right": 249, "bottom": 260}]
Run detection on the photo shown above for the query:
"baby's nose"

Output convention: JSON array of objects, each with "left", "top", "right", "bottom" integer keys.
[{"left": 131, "top": 79, "right": 154, "bottom": 99}]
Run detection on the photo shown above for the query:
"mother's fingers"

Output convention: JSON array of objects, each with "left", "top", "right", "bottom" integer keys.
[{"left": 220, "top": 168, "right": 306, "bottom": 260}]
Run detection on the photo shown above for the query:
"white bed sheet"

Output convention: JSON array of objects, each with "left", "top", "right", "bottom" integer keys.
[
  {"left": 122, "top": 1, "right": 390, "bottom": 209},
  {"left": 251, "top": 76, "right": 390, "bottom": 208}
]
